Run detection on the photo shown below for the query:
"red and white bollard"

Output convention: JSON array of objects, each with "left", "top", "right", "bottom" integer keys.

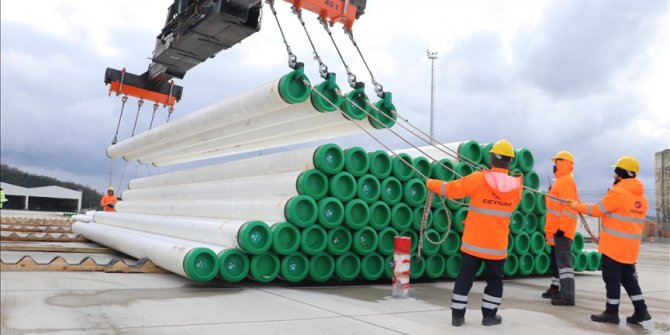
[{"left": 392, "top": 236, "right": 411, "bottom": 299}]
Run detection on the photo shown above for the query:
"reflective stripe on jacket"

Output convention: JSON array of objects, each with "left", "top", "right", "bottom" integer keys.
[
  {"left": 574, "top": 178, "right": 648, "bottom": 264},
  {"left": 427, "top": 167, "right": 523, "bottom": 260}
]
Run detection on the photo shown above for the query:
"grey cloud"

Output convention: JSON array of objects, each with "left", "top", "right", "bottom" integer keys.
[{"left": 513, "top": 0, "right": 668, "bottom": 97}]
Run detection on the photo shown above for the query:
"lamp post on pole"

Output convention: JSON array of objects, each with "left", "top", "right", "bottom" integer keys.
[{"left": 427, "top": 50, "right": 438, "bottom": 144}]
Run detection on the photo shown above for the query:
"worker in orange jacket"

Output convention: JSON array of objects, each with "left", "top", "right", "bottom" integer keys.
[
  {"left": 426, "top": 139, "right": 523, "bottom": 327},
  {"left": 542, "top": 151, "right": 579, "bottom": 306},
  {"left": 100, "top": 187, "right": 118, "bottom": 212},
  {"left": 568, "top": 156, "right": 651, "bottom": 324}
]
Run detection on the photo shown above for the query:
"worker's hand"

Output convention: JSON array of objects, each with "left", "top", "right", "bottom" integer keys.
[
  {"left": 567, "top": 200, "right": 577, "bottom": 209},
  {"left": 425, "top": 179, "right": 441, "bottom": 193}
]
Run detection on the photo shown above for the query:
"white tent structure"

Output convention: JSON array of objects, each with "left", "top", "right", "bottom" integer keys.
[{"left": 0, "top": 182, "right": 82, "bottom": 212}]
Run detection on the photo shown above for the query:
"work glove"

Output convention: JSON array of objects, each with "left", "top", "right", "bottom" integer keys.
[{"left": 567, "top": 200, "right": 578, "bottom": 209}]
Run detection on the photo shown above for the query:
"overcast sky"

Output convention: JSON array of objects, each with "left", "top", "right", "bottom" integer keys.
[{"left": 1, "top": 0, "right": 668, "bottom": 210}]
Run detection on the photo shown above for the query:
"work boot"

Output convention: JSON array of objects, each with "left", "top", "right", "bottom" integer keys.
[
  {"left": 626, "top": 309, "right": 651, "bottom": 324},
  {"left": 551, "top": 295, "right": 575, "bottom": 306},
  {"left": 591, "top": 311, "right": 620, "bottom": 324},
  {"left": 541, "top": 286, "right": 560, "bottom": 299},
  {"left": 452, "top": 316, "right": 465, "bottom": 327},
  {"left": 482, "top": 315, "right": 502, "bottom": 326}
]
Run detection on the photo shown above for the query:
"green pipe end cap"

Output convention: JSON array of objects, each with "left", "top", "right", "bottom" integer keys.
[
  {"left": 425, "top": 254, "right": 446, "bottom": 279},
  {"left": 503, "top": 253, "right": 519, "bottom": 276},
  {"left": 183, "top": 247, "right": 219, "bottom": 282},
  {"left": 271, "top": 222, "right": 301, "bottom": 255},
  {"left": 458, "top": 140, "right": 483, "bottom": 163},
  {"left": 344, "top": 147, "right": 371, "bottom": 177},
  {"left": 238, "top": 220, "right": 273, "bottom": 255},
  {"left": 380, "top": 176, "right": 403, "bottom": 205},
  {"left": 278, "top": 68, "right": 311, "bottom": 104},
  {"left": 327, "top": 226, "right": 353, "bottom": 255},
  {"left": 369, "top": 93, "right": 397, "bottom": 129},
  {"left": 360, "top": 253, "right": 385, "bottom": 280},
  {"left": 518, "top": 253, "right": 535, "bottom": 276},
  {"left": 314, "top": 144, "right": 345, "bottom": 175},
  {"left": 335, "top": 252, "right": 361, "bottom": 281},
  {"left": 441, "top": 231, "right": 461, "bottom": 256},
  {"left": 445, "top": 254, "right": 462, "bottom": 278},
  {"left": 368, "top": 201, "right": 391, "bottom": 230},
  {"left": 369, "top": 150, "right": 392, "bottom": 179},
  {"left": 250, "top": 253, "right": 280, "bottom": 283},
  {"left": 403, "top": 179, "right": 427, "bottom": 207},
  {"left": 515, "top": 148, "right": 535, "bottom": 173},
  {"left": 311, "top": 75, "right": 343, "bottom": 112},
  {"left": 318, "top": 197, "right": 345, "bottom": 229},
  {"left": 412, "top": 156, "right": 431, "bottom": 179},
  {"left": 285, "top": 195, "right": 318, "bottom": 228},
  {"left": 344, "top": 199, "right": 370, "bottom": 230},
  {"left": 309, "top": 254, "right": 335, "bottom": 282},
  {"left": 391, "top": 153, "right": 415, "bottom": 181},
  {"left": 357, "top": 174, "right": 381, "bottom": 204},
  {"left": 340, "top": 88, "right": 369, "bottom": 120},
  {"left": 300, "top": 225, "right": 328, "bottom": 255},
  {"left": 280, "top": 252, "right": 309, "bottom": 283},
  {"left": 376, "top": 227, "right": 399, "bottom": 255},
  {"left": 534, "top": 252, "right": 550, "bottom": 275},
  {"left": 390, "top": 203, "right": 413, "bottom": 231},
  {"left": 352, "top": 227, "right": 378, "bottom": 255},
  {"left": 431, "top": 159, "right": 455, "bottom": 181},
  {"left": 219, "top": 248, "right": 250, "bottom": 283},
  {"left": 297, "top": 169, "right": 329, "bottom": 200},
  {"left": 329, "top": 171, "right": 357, "bottom": 202}
]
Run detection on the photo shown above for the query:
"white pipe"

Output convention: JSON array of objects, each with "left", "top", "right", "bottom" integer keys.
[
  {"left": 129, "top": 145, "right": 342, "bottom": 189},
  {"left": 121, "top": 171, "right": 313, "bottom": 201},
  {"left": 72, "top": 214, "right": 93, "bottom": 222},
  {"left": 90, "top": 211, "right": 272, "bottom": 254},
  {"left": 394, "top": 141, "right": 472, "bottom": 162},
  {"left": 71, "top": 221, "right": 219, "bottom": 281},
  {"left": 122, "top": 99, "right": 324, "bottom": 161},
  {"left": 107, "top": 77, "right": 292, "bottom": 159},
  {"left": 115, "top": 196, "right": 312, "bottom": 224},
  {"left": 148, "top": 116, "right": 377, "bottom": 166},
  {"left": 137, "top": 105, "right": 351, "bottom": 164}
]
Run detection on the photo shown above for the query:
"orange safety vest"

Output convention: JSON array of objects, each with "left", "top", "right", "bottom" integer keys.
[
  {"left": 574, "top": 178, "right": 648, "bottom": 264},
  {"left": 427, "top": 167, "right": 523, "bottom": 260},
  {"left": 101, "top": 194, "right": 118, "bottom": 212},
  {"left": 545, "top": 160, "right": 579, "bottom": 245}
]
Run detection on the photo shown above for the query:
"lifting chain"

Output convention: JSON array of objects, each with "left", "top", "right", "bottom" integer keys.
[
  {"left": 111, "top": 96, "right": 128, "bottom": 145},
  {"left": 346, "top": 29, "right": 384, "bottom": 97},
  {"left": 149, "top": 102, "right": 159, "bottom": 130},
  {"left": 130, "top": 99, "right": 144, "bottom": 137},
  {"left": 320, "top": 17, "right": 358, "bottom": 87},
  {"left": 294, "top": 8, "right": 328, "bottom": 78},
  {"left": 267, "top": 0, "right": 300, "bottom": 69}
]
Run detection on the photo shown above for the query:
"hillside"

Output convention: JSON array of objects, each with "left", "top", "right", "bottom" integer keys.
[{"left": 0, "top": 164, "right": 103, "bottom": 209}]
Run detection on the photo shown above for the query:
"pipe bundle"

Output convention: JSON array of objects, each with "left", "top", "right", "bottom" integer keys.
[
  {"left": 107, "top": 71, "right": 396, "bottom": 166},
  {"left": 77, "top": 140, "right": 600, "bottom": 284}
]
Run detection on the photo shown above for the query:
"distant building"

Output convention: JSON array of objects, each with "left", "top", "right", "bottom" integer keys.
[
  {"left": 656, "top": 149, "right": 670, "bottom": 237},
  {"left": 0, "top": 182, "right": 82, "bottom": 212}
]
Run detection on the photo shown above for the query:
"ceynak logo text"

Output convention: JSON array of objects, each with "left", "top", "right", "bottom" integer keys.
[{"left": 483, "top": 199, "right": 513, "bottom": 207}]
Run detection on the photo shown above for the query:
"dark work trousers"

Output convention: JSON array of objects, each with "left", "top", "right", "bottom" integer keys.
[
  {"left": 549, "top": 246, "right": 560, "bottom": 289},
  {"left": 451, "top": 252, "right": 505, "bottom": 318},
  {"left": 601, "top": 254, "right": 647, "bottom": 313},
  {"left": 555, "top": 235, "right": 575, "bottom": 299}
]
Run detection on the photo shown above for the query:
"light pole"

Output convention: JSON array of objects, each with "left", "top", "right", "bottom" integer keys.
[{"left": 427, "top": 50, "right": 438, "bottom": 144}]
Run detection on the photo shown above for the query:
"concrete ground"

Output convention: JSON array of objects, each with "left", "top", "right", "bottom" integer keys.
[{"left": 1, "top": 262, "right": 668, "bottom": 335}]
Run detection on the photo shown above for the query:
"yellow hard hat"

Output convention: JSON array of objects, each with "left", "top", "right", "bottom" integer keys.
[
  {"left": 490, "top": 139, "right": 515, "bottom": 157},
  {"left": 108, "top": 187, "right": 114, "bottom": 192},
  {"left": 551, "top": 151, "right": 574, "bottom": 163},
  {"left": 612, "top": 156, "right": 640, "bottom": 173}
]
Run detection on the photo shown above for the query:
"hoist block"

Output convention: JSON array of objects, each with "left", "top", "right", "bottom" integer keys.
[
  {"left": 104, "top": 68, "right": 183, "bottom": 107},
  {"left": 286, "top": 0, "right": 366, "bottom": 30}
]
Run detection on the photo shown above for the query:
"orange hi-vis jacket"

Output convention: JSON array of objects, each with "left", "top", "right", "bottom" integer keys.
[
  {"left": 101, "top": 195, "right": 118, "bottom": 212},
  {"left": 574, "top": 178, "right": 648, "bottom": 264},
  {"left": 545, "top": 160, "right": 579, "bottom": 245},
  {"left": 427, "top": 167, "right": 523, "bottom": 260}
]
